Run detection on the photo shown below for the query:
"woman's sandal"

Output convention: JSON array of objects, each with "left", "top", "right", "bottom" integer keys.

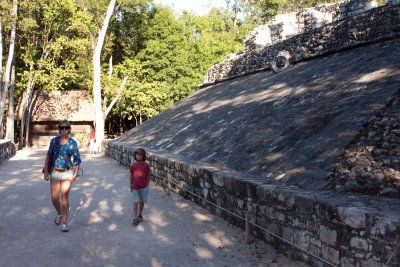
[{"left": 55, "top": 215, "right": 62, "bottom": 225}]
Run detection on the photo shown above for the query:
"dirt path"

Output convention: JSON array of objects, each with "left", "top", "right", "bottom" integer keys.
[{"left": 0, "top": 148, "right": 309, "bottom": 267}]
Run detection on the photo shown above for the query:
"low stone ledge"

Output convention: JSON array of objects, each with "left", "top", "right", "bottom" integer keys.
[
  {"left": 103, "top": 140, "right": 400, "bottom": 267},
  {"left": 0, "top": 140, "right": 16, "bottom": 163}
]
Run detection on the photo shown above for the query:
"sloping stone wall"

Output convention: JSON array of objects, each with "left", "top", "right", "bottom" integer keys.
[
  {"left": 0, "top": 140, "right": 16, "bottom": 162},
  {"left": 205, "top": 2, "right": 400, "bottom": 84},
  {"left": 104, "top": 141, "right": 400, "bottom": 267}
]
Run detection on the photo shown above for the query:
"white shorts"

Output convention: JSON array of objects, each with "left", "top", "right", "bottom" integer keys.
[{"left": 50, "top": 169, "right": 74, "bottom": 181}]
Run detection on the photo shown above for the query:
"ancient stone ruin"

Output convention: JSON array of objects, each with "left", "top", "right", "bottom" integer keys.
[
  {"left": 105, "top": 1, "right": 400, "bottom": 266},
  {"left": 204, "top": 0, "right": 399, "bottom": 84}
]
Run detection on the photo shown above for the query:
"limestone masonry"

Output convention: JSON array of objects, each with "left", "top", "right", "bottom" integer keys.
[
  {"left": 204, "top": 0, "right": 400, "bottom": 85},
  {"left": 105, "top": 1, "right": 400, "bottom": 266}
]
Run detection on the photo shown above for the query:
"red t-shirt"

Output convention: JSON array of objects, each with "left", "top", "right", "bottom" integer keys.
[{"left": 130, "top": 161, "right": 150, "bottom": 190}]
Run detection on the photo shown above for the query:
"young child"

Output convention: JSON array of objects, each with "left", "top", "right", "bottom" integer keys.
[{"left": 130, "top": 148, "right": 150, "bottom": 226}]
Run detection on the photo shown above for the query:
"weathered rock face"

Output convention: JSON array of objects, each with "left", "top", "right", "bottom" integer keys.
[
  {"left": 0, "top": 140, "right": 15, "bottom": 162},
  {"left": 204, "top": 1, "right": 398, "bottom": 84},
  {"left": 327, "top": 93, "right": 400, "bottom": 198},
  {"left": 113, "top": 40, "right": 400, "bottom": 194},
  {"left": 242, "top": 0, "right": 373, "bottom": 54},
  {"left": 103, "top": 6, "right": 400, "bottom": 266}
]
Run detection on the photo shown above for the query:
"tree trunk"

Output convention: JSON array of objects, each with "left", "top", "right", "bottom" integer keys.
[
  {"left": 19, "top": 76, "right": 35, "bottom": 150},
  {"left": 103, "top": 56, "right": 113, "bottom": 113},
  {"left": 0, "top": 22, "right": 3, "bottom": 96},
  {"left": 25, "top": 93, "right": 34, "bottom": 147},
  {"left": 5, "top": 65, "right": 15, "bottom": 140},
  {"left": 104, "top": 76, "right": 128, "bottom": 119},
  {"left": 0, "top": 0, "right": 17, "bottom": 138},
  {"left": 93, "top": 0, "right": 116, "bottom": 152}
]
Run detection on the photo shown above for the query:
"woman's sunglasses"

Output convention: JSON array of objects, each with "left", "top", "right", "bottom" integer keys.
[{"left": 59, "top": 126, "right": 70, "bottom": 130}]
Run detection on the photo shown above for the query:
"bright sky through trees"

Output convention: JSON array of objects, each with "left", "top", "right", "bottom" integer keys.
[{"left": 154, "top": 0, "right": 226, "bottom": 15}]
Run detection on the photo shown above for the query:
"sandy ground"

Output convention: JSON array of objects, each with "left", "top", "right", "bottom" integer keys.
[{"left": 0, "top": 148, "right": 310, "bottom": 267}]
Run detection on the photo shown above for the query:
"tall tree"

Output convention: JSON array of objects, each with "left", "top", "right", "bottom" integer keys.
[
  {"left": 93, "top": 0, "right": 116, "bottom": 152},
  {"left": 0, "top": 0, "right": 17, "bottom": 138},
  {"left": 16, "top": 0, "right": 92, "bottom": 148},
  {"left": 0, "top": 22, "right": 3, "bottom": 95},
  {"left": 5, "top": 65, "right": 15, "bottom": 139}
]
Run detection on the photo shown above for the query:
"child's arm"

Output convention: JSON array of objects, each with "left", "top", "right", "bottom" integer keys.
[
  {"left": 146, "top": 164, "right": 151, "bottom": 187},
  {"left": 129, "top": 164, "right": 133, "bottom": 191}
]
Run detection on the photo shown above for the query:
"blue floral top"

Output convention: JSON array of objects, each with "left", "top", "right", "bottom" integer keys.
[{"left": 47, "top": 135, "right": 81, "bottom": 170}]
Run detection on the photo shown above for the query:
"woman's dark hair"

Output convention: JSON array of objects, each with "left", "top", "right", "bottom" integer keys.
[{"left": 134, "top": 148, "right": 146, "bottom": 161}]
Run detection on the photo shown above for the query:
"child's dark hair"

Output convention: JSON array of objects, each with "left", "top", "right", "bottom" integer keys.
[{"left": 134, "top": 148, "right": 146, "bottom": 161}]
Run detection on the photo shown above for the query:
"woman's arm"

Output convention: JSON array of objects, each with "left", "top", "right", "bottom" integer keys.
[
  {"left": 43, "top": 138, "right": 55, "bottom": 181},
  {"left": 43, "top": 156, "right": 50, "bottom": 181},
  {"left": 71, "top": 165, "right": 79, "bottom": 182},
  {"left": 70, "top": 139, "right": 82, "bottom": 182}
]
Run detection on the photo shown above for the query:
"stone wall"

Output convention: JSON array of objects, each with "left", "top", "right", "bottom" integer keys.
[
  {"left": 0, "top": 140, "right": 16, "bottom": 162},
  {"left": 204, "top": 1, "right": 400, "bottom": 84},
  {"left": 242, "top": 0, "right": 378, "bottom": 52},
  {"left": 104, "top": 141, "right": 400, "bottom": 267}
]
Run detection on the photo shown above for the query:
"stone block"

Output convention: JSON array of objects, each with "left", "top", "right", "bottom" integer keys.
[
  {"left": 256, "top": 184, "right": 278, "bottom": 204},
  {"left": 276, "top": 191, "right": 296, "bottom": 210},
  {"left": 362, "top": 258, "right": 383, "bottom": 267},
  {"left": 350, "top": 236, "right": 369, "bottom": 250},
  {"left": 295, "top": 194, "right": 315, "bottom": 215},
  {"left": 187, "top": 165, "right": 196, "bottom": 177},
  {"left": 310, "top": 237, "right": 322, "bottom": 248},
  {"left": 293, "top": 230, "right": 311, "bottom": 251},
  {"left": 282, "top": 227, "right": 293, "bottom": 243},
  {"left": 306, "top": 216, "right": 320, "bottom": 233},
  {"left": 276, "top": 212, "right": 286, "bottom": 223},
  {"left": 370, "top": 216, "right": 397, "bottom": 236},
  {"left": 212, "top": 172, "right": 225, "bottom": 187},
  {"left": 321, "top": 245, "right": 340, "bottom": 265},
  {"left": 341, "top": 257, "right": 356, "bottom": 267},
  {"left": 320, "top": 225, "right": 337, "bottom": 246},
  {"left": 337, "top": 207, "right": 367, "bottom": 229}
]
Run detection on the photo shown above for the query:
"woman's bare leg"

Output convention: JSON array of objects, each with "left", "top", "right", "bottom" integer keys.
[
  {"left": 60, "top": 180, "right": 72, "bottom": 225},
  {"left": 50, "top": 181, "right": 62, "bottom": 215}
]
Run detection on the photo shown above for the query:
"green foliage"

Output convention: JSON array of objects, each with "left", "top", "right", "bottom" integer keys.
[
  {"left": 3, "top": 0, "right": 254, "bottom": 133},
  {"left": 72, "top": 131, "right": 89, "bottom": 148},
  {"left": 15, "top": 0, "right": 92, "bottom": 92},
  {"left": 115, "top": 80, "right": 173, "bottom": 121},
  {"left": 240, "top": 0, "right": 341, "bottom": 23}
]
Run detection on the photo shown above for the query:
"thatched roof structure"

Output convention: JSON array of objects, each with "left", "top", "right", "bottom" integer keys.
[{"left": 29, "top": 90, "right": 94, "bottom": 122}]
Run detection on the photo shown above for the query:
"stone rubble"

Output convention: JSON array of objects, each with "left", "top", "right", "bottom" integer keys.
[{"left": 327, "top": 92, "right": 400, "bottom": 198}]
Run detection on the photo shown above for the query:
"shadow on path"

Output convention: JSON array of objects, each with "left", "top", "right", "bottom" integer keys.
[{"left": 0, "top": 148, "right": 309, "bottom": 267}]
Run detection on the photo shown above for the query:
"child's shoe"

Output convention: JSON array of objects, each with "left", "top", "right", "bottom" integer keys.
[
  {"left": 61, "top": 224, "right": 69, "bottom": 232},
  {"left": 132, "top": 218, "right": 139, "bottom": 226},
  {"left": 138, "top": 215, "right": 143, "bottom": 222}
]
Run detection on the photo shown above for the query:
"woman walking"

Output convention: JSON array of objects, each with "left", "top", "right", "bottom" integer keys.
[{"left": 43, "top": 119, "right": 81, "bottom": 232}]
